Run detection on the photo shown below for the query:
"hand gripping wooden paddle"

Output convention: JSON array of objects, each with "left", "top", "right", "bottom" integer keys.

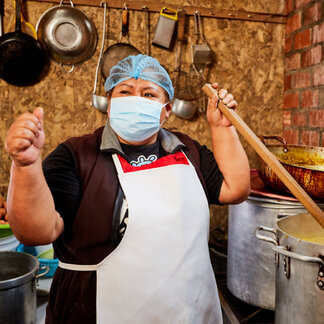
[{"left": 202, "top": 83, "right": 324, "bottom": 229}]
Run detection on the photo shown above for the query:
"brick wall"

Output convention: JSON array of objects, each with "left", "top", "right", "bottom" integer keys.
[{"left": 284, "top": 0, "right": 324, "bottom": 146}]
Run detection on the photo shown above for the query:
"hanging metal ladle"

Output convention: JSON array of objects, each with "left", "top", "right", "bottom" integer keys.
[{"left": 91, "top": 1, "right": 108, "bottom": 113}]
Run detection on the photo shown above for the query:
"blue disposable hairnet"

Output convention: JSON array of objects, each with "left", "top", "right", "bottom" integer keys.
[{"left": 104, "top": 54, "right": 174, "bottom": 100}]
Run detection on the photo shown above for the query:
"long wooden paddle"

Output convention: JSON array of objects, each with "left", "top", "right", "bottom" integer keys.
[{"left": 202, "top": 83, "right": 324, "bottom": 229}]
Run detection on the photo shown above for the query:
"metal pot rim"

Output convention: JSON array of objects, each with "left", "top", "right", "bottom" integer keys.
[
  {"left": 247, "top": 194, "right": 320, "bottom": 207},
  {"left": 264, "top": 143, "right": 324, "bottom": 151},
  {"left": 276, "top": 213, "right": 324, "bottom": 247},
  {"left": 0, "top": 251, "right": 39, "bottom": 290}
]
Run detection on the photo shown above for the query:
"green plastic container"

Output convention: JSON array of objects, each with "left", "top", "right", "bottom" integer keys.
[{"left": 0, "top": 224, "right": 12, "bottom": 239}]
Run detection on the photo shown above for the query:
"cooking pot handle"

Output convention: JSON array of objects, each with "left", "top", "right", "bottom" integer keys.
[
  {"left": 254, "top": 226, "right": 277, "bottom": 246},
  {"left": 59, "top": 63, "right": 74, "bottom": 73},
  {"left": 258, "top": 135, "right": 287, "bottom": 145},
  {"left": 272, "top": 246, "right": 324, "bottom": 266},
  {"left": 59, "top": 0, "right": 74, "bottom": 7},
  {"left": 259, "top": 135, "right": 289, "bottom": 153},
  {"left": 36, "top": 265, "right": 50, "bottom": 279}
]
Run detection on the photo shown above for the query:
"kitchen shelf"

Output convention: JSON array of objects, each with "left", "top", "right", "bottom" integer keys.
[{"left": 30, "top": 0, "right": 287, "bottom": 24}]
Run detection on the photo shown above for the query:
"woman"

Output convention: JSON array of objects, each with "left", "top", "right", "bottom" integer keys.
[{"left": 5, "top": 54, "right": 250, "bottom": 323}]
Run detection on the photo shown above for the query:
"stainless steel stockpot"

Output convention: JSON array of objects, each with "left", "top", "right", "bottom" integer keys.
[
  {"left": 257, "top": 213, "right": 324, "bottom": 324},
  {"left": 0, "top": 251, "right": 49, "bottom": 324},
  {"left": 228, "top": 195, "right": 324, "bottom": 310}
]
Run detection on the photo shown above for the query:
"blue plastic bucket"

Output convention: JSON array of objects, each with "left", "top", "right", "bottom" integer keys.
[{"left": 16, "top": 244, "right": 58, "bottom": 277}]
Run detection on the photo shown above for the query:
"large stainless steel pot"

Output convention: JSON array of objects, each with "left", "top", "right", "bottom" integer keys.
[
  {"left": 0, "top": 251, "right": 49, "bottom": 324},
  {"left": 36, "top": 0, "right": 97, "bottom": 66},
  {"left": 228, "top": 195, "right": 324, "bottom": 310},
  {"left": 258, "top": 136, "right": 324, "bottom": 200},
  {"left": 257, "top": 213, "right": 324, "bottom": 324}
]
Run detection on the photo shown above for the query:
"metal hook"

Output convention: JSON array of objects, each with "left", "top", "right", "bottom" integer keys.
[
  {"left": 100, "top": 0, "right": 107, "bottom": 7},
  {"left": 59, "top": 63, "right": 75, "bottom": 74},
  {"left": 122, "top": 3, "right": 127, "bottom": 10},
  {"left": 193, "top": 11, "right": 199, "bottom": 36},
  {"left": 59, "top": 0, "right": 74, "bottom": 7}
]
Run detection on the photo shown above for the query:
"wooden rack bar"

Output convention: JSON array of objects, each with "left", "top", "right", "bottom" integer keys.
[{"left": 29, "top": 0, "right": 287, "bottom": 24}]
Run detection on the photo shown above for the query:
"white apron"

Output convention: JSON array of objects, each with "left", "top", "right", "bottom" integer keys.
[{"left": 59, "top": 151, "right": 222, "bottom": 324}]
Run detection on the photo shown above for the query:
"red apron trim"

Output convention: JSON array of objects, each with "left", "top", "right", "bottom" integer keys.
[{"left": 118, "top": 151, "right": 189, "bottom": 173}]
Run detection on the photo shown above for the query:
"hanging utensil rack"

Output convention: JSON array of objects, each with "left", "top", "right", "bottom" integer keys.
[{"left": 29, "top": 0, "right": 287, "bottom": 24}]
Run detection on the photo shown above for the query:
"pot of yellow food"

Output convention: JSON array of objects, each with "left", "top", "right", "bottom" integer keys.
[
  {"left": 256, "top": 212, "right": 324, "bottom": 323},
  {"left": 257, "top": 136, "right": 324, "bottom": 200}
]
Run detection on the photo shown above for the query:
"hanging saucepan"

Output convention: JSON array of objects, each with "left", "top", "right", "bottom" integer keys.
[
  {"left": 100, "top": 4, "right": 140, "bottom": 79},
  {"left": 36, "top": 0, "right": 97, "bottom": 71},
  {"left": 0, "top": 0, "right": 46, "bottom": 86}
]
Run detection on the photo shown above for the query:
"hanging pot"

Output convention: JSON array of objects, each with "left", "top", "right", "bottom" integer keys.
[
  {"left": 0, "top": 0, "right": 46, "bottom": 86},
  {"left": 36, "top": 0, "right": 97, "bottom": 68}
]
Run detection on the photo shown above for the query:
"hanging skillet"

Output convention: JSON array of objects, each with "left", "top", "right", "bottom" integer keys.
[
  {"left": 36, "top": 0, "right": 97, "bottom": 70},
  {"left": 0, "top": 0, "right": 46, "bottom": 86},
  {"left": 100, "top": 4, "right": 140, "bottom": 79}
]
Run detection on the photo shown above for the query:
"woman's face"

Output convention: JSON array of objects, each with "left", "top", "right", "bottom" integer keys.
[{"left": 108, "top": 78, "right": 172, "bottom": 145}]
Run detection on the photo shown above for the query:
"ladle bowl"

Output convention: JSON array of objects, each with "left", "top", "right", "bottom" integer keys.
[
  {"left": 92, "top": 93, "right": 108, "bottom": 113},
  {"left": 172, "top": 97, "right": 197, "bottom": 120}
]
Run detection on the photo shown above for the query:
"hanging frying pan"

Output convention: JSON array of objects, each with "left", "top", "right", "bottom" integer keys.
[
  {"left": 0, "top": 0, "right": 46, "bottom": 86},
  {"left": 100, "top": 4, "right": 140, "bottom": 79}
]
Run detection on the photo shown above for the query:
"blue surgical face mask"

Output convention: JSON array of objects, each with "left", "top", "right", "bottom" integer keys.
[{"left": 109, "top": 96, "right": 168, "bottom": 143}]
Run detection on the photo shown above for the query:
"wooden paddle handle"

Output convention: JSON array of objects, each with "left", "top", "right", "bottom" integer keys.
[
  {"left": 121, "top": 6, "right": 128, "bottom": 35},
  {"left": 177, "top": 9, "right": 185, "bottom": 42},
  {"left": 202, "top": 83, "right": 324, "bottom": 229}
]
